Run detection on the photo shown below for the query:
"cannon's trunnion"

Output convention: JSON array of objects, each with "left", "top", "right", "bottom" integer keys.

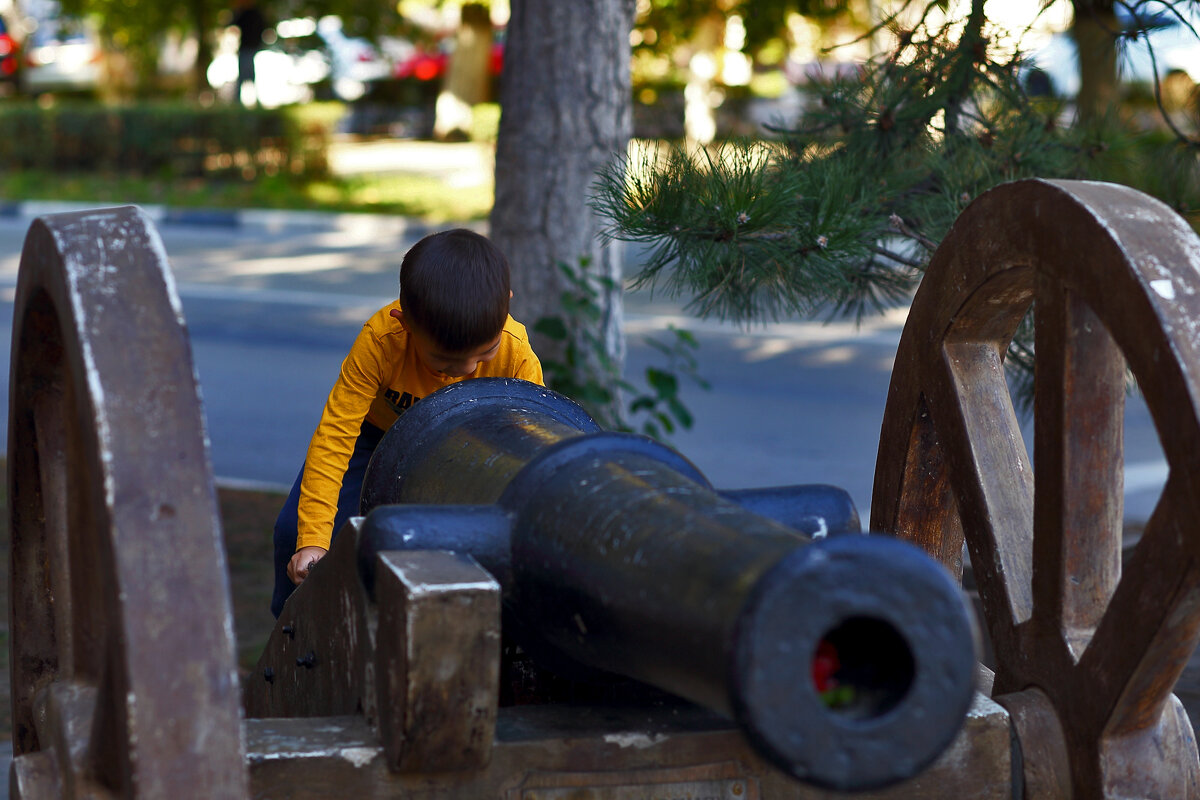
[{"left": 10, "top": 178, "right": 1200, "bottom": 799}]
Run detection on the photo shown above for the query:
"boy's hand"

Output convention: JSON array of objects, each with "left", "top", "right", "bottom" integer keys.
[{"left": 288, "top": 546, "right": 328, "bottom": 585}]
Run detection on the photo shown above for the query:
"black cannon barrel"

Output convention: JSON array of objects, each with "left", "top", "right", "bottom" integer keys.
[
  {"left": 359, "top": 379, "right": 977, "bottom": 792},
  {"left": 717, "top": 484, "right": 861, "bottom": 537}
]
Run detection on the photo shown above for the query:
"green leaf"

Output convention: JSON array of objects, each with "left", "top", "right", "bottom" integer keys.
[
  {"left": 667, "top": 397, "right": 693, "bottom": 429},
  {"left": 629, "top": 396, "right": 656, "bottom": 413},
  {"left": 534, "top": 317, "right": 569, "bottom": 341},
  {"left": 646, "top": 368, "right": 679, "bottom": 397},
  {"left": 672, "top": 327, "right": 699, "bottom": 347},
  {"left": 577, "top": 385, "right": 615, "bottom": 406}
]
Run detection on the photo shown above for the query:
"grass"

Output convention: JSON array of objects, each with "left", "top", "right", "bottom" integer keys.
[
  {"left": 0, "top": 164, "right": 494, "bottom": 223},
  {"left": 0, "top": 461, "right": 286, "bottom": 741}
]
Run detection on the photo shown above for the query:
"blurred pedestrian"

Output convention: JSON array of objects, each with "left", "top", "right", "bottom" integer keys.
[{"left": 232, "top": 0, "right": 266, "bottom": 105}]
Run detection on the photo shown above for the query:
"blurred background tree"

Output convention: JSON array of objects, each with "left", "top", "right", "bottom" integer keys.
[
  {"left": 596, "top": 0, "right": 1200, "bottom": 333},
  {"left": 631, "top": 0, "right": 874, "bottom": 145}
]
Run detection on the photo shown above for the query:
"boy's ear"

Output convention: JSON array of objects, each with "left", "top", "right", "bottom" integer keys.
[{"left": 390, "top": 308, "right": 406, "bottom": 328}]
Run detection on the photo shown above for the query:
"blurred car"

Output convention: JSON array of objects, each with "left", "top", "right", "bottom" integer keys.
[
  {"left": 314, "top": 15, "right": 397, "bottom": 101},
  {"left": 0, "top": 18, "right": 18, "bottom": 84},
  {"left": 207, "top": 18, "right": 331, "bottom": 107},
  {"left": 393, "top": 41, "right": 448, "bottom": 82},
  {"left": 209, "top": 15, "right": 404, "bottom": 105},
  {"left": 21, "top": 15, "right": 101, "bottom": 94},
  {"left": 391, "top": 28, "right": 505, "bottom": 83}
]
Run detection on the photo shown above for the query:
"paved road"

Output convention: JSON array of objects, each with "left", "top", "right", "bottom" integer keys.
[
  {"left": 0, "top": 209, "right": 1168, "bottom": 523},
  {"left": 2, "top": 210, "right": 898, "bottom": 497}
]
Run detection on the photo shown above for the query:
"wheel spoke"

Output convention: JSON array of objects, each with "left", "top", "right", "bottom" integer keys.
[
  {"left": 938, "top": 341, "right": 1034, "bottom": 632},
  {"left": 870, "top": 178, "right": 1200, "bottom": 797},
  {"left": 1079, "top": 473, "right": 1200, "bottom": 735},
  {"left": 35, "top": 407, "right": 73, "bottom": 676},
  {"left": 873, "top": 392, "right": 965, "bottom": 577},
  {"left": 1032, "top": 278, "right": 1124, "bottom": 658},
  {"left": 9, "top": 297, "right": 67, "bottom": 755}
]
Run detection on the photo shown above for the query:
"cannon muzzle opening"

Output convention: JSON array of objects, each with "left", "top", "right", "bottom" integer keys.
[
  {"left": 814, "top": 618, "right": 915, "bottom": 718},
  {"left": 731, "top": 533, "right": 973, "bottom": 789}
]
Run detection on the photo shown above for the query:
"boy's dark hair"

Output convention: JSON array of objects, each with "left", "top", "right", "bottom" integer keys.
[{"left": 399, "top": 229, "right": 511, "bottom": 352}]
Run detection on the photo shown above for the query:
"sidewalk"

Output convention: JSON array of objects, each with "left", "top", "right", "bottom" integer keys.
[{"left": 327, "top": 138, "right": 494, "bottom": 184}]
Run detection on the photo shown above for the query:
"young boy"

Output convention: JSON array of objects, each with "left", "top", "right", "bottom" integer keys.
[{"left": 271, "top": 228, "right": 543, "bottom": 616}]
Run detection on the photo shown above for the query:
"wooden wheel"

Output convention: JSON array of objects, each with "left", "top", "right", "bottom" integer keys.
[
  {"left": 872, "top": 179, "right": 1200, "bottom": 798},
  {"left": 7, "top": 208, "right": 248, "bottom": 797}
]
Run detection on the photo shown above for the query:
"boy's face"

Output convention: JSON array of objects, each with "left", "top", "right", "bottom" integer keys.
[{"left": 392, "top": 309, "right": 502, "bottom": 378}]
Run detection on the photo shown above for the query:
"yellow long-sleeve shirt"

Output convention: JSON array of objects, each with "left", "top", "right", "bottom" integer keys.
[{"left": 296, "top": 301, "right": 543, "bottom": 550}]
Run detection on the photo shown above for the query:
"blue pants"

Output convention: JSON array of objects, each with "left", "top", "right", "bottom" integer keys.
[{"left": 272, "top": 422, "right": 385, "bottom": 617}]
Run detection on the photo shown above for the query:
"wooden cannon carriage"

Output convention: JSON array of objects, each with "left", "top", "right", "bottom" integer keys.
[{"left": 8, "top": 178, "right": 1200, "bottom": 798}]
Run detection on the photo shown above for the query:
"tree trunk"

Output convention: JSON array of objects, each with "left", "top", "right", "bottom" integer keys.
[
  {"left": 1072, "top": 0, "right": 1119, "bottom": 122},
  {"left": 683, "top": 13, "right": 724, "bottom": 147},
  {"left": 491, "top": 0, "right": 634, "bottom": 369},
  {"left": 434, "top": 3, "right": 493, "bottom": 141},
  {"left": 192, "top": 0, "right": 213, "bottom": 97}
]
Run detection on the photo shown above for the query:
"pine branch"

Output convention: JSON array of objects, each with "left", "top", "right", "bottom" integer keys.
[
  {"left": 886, "top": 213, "right": 938, "bottom": 252},
  {"left": 871, "top": 244, "right": 924, "bottom": 268}
]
